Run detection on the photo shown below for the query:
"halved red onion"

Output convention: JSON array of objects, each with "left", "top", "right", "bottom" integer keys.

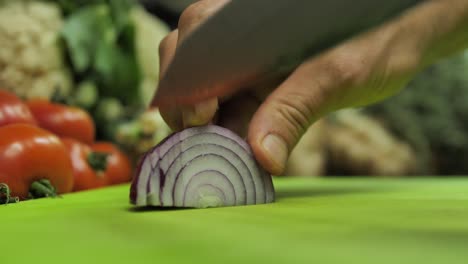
[{"left": 130, "top": 125, "right": 275, "bottom": 208}]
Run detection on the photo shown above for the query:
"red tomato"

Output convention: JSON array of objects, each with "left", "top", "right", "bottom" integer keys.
[
  {"left": 61, "top": 138, "right": 109, "bottom": 192},
  {"left": 0, "top": 124, "right": 74, "bottom": 200},
  {"left": 0, "top": 90, "right": 37, "bottom": 127},
  {"left": 26, "top": 99, "right": 95, "bottom": 144},
  {"left": 91, "top": 142, "right": 132, "bottom": 185}
]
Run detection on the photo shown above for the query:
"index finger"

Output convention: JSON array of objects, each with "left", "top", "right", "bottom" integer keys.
[{"left": 152, "top": 0, "right": 230, "bottom": 131}]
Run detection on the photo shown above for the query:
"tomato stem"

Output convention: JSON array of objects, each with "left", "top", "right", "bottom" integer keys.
[
  {"left": 0, "top": 183, "right": 9, "bottom": 195},
  {"left": 87, "top": 152, "right": 110, "bottom": 172},
  {"left": 6, "top": 196, "right": 19, "bottom": 204},
  {"left": 50, "top": 86, "right": 69, "bottom": 104},
  {"left": 0, "top": 183, "right": 18, "bottom": 204},
  {"left": 29, "top": 179, "right": 57, "bottom": 199}
]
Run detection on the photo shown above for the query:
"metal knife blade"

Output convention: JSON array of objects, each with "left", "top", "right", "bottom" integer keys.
[{"left": 152, "top": 0, "right": 424, "bottom": 107}]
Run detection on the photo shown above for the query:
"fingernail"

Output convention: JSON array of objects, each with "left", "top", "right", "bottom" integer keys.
[{"left": 261, "top": 134, "right": 288, "bottom": 173}]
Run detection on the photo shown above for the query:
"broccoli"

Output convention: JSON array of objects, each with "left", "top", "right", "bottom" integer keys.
[{"left": 365, "top": 50, "right": 468, "bottom": 175}]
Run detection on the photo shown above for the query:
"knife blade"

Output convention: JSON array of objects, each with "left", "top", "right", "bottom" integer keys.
[{"left": 152, "top": 0, "right": 424, "bottom": 107}]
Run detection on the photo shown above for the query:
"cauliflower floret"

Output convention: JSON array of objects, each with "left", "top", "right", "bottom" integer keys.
[
  {"left": 284, "top": 120, "right": 327, "bottom": 177},
  {"left": 115, "top": 108, "right": 172, "bottom": 163},
  {"left": 325, "top": 109, "right": 418, "bottom": 176},
  {"left": 0, "top": 0, "right": 73, "bottom": 99},
  {"left": 130, "top": 6, "right": 170, "bottom": 107}
]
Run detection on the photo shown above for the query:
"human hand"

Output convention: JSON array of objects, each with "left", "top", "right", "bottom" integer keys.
[{"left": 154, "top": 0, "right": 468, "bottom": 175}]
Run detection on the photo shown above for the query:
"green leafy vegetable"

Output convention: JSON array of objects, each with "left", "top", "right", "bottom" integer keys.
[
  {"left": 93, "top": 97, "right": 125, "bottom": 139},
  {"left": 365, "top": 51, "right": 468, "bottom": 174},
  {"left": 93, "top": 30, "right": 140, "bottom": 105},
  {"left": 60, "top": 0, "right": 141, "bottom": 106},
  {"left": 61, "top": 4, "right": 113, "bottom": 72},
  {"left": 73, "top": 80, "right": 99, "bottom": 109}
]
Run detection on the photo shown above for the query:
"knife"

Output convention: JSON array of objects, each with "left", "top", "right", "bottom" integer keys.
[{"left": 152, "top": 0, "right": 425, "bottom": 108}]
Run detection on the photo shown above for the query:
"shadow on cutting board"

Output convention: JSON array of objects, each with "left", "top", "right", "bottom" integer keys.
[
  {"left": 275, "top": 185, "right": 386, "bottom": 200},
  {"left": 128, "top": 206, "right": 195, "bottom": 212},
  {"left": 127, "top": 182, "right": 393, "bottom": 211}
]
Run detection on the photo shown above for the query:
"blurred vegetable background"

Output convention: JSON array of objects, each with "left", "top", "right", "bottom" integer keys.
[
  {"left": 0, "top": 0, "right": 172, "bottom": 160},
  {"left": 0, "top": 0, "right": 172, "bottom": 203},
  {"left": 287, "top": 51, "right": 468, "bottom": 177},
  {"left": 1, "top": 0, "right": 468, "bottom": 185}
]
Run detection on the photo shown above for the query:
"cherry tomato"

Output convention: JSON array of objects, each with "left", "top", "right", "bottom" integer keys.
[
  {"left": 0, "top": 124, "right": 74, "bottom": 200},
  {"left": 0, "top": 90, "right": 37, "bottom": 127},
  {"left": 91, "top": 142, "right": 132, "bottom": 185},
  {"left": 61, "top": 138, "right": 109, "bottom": 192},
  {"left": 26, "top": 99, "right": 95, "bottom": 144}
]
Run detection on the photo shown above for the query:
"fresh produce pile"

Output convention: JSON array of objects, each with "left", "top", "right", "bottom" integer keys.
[
  {"left": 54, "top": 0, "right": 173, "bottom": 155},
  {"left": 0, "top": 0, "right": 173, "bottom": 163},
  {"left": 0, "top": 0, "right": 73, "bottom": 100},
  {"left": 0, "top": 90, "right": 132, "bottom": 204}
]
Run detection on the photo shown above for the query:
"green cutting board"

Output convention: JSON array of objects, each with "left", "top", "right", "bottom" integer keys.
[{"left": 1, "top": 177, "right": 468, "bottom": 264}]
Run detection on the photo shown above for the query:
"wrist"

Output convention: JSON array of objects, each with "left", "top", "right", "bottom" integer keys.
[{"left": 398, "top": 0, "right": 468, "bottom": 68}]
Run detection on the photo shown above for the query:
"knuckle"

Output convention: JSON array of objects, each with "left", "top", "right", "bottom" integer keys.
[
  {"left": 178, "top": 3, "right": 197, "bottom": 29},
  {"left": 326, "top": 53, "right": 367, "bottom": 87},
  {"left": 158, "top": 33, "right": 173, "bottom": 56},
  {"left": 178, "top": 2, "right": 209, "bottom": 31},
  {"left": 385, "top": 51, "right": 421, "bottom": 76},
  {"left": 178, "top": 0, "right": 229, "bottom": 33},
  {"left": 273, "top": 93, "right": 312, "bottom": 140}
]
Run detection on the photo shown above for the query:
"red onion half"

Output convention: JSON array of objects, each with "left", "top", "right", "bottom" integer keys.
[{"left": 130, "top": 125, "right": 275, "bottom": 208}]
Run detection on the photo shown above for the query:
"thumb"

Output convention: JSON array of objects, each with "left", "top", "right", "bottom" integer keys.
[{"left": 247, "top": 61, "right": 338, "bottom": 175}]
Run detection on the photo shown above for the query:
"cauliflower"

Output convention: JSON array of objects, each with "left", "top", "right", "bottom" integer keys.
[
  {"left": 130, "top": 6, "right": 170, "bottom": 107},
  {"left": 0, "top": 0, "right": 73, "bottom": 99},
  {"left": 284, "top": 120, "right": 327, "bottom": 177},
  {"left": 325, "top": 109, "right": 418, "bottom": 176},
  {"left": 283, "top": 109, "right": 418, "bottom": 177},
  {"left": 115, "top": 108, "right": 172, "bottom": 162}
]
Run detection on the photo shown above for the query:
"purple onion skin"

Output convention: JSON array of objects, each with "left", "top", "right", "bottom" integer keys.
[
  {"left": 129, "top": 132, "right": 175, "bottom": 202},
  {"left": 130, "top": 125, "right": 275, "bottom": 208}
]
